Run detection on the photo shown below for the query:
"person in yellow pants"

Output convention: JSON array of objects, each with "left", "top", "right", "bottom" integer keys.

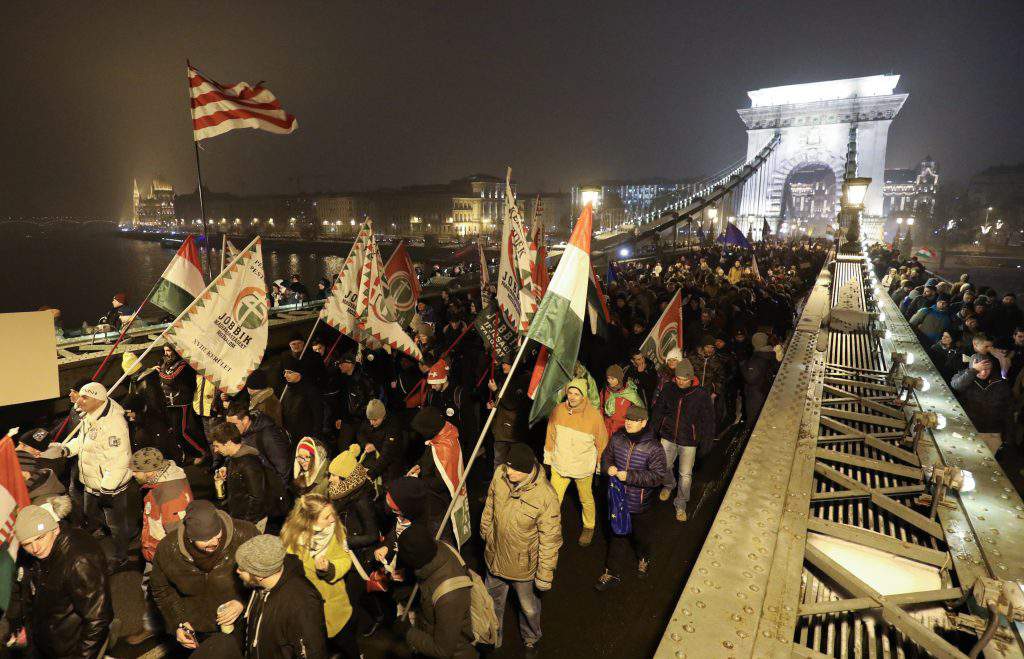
[{"left": 544, "top": 378, "right": 608, "bottom": 546}]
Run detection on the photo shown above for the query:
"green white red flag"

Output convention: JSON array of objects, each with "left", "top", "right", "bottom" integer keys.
[
  {"left": 165, "top": 237, "right": 268, "bottom": 394},
  {"left": 496, "top": 167, "right": 537, "bottom": 334},
  {"left": 383, "top": 241, "right": 420, "bottom": 328},
  {"left": 526, "top": 205, "right": 594, "bottom": 426},
  {"left": 0, "top": 434, "right": 31, "bottom": 611},
  {"left": 150, "top": 235, "right": 206, "bottom": 316},
  {"left": 638, "top": 289, "right": 683, "bottom": 363}
]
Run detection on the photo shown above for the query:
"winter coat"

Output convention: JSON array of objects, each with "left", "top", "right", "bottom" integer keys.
[
  {"left": 406, "top": 542, "right": 477, "bottom": 659},
  {"left": 64, "top": 398, "right": 132, "bottom": 494},
  {"left": 140, "top": 461, "right": 194, "bottom": 562},
  {"left": 158, "top": 358, "right": 193, "bottom": 407},
  {"left": 240, "top": 412, "right": 292, "bottom": 485},
  {"left": 249, "top": 387, "right": 284, "bottom": 429},
  {"left": 281, "top": 378, "right": 324, "bottom": 443},
  {"left": 543, "top": 395, "right": 609, "bottom": 479},
  {"left": 291, "top": 439, "right": 330, "bottom": 499},
  {"left": 601, "top": 427, "right": 667, "bottom": 514},
  {"left": 223, "top": 444, "right": 273, "bottom": 523},
  {"left": 928, "top": 342, "right": 961, "bottom": 381},
  {"left": 19, "top": 526, "right": 112, "bottom": 659},
  {"left": 689, "top": 352, "right": 726, "bottom": 397},
  {"left": 600, "top": 379, "right": 644, "bottom": 437},
  {"left": 909, "top": 305, "right": 952, "bottom": 343},
  {"left": 334, "top": 486, "right": 380, "bottom": 569},
  {"left": 951, "top": 369, "right": 1013, "bottom": 437},
  {"left": 624, "top": 364, "right": 658, "bottom": 410},
  {"left": 650, "top": 382, "right": 716, "bottom": 448},
  {"left": 150, "top": 511, "right": 260, "bottom": 634},
  {"left": 480, "top": 465, "right": 562, "bottom": 583},
  {"left": 740, "top": 350, "right": 778, "bottom": 421},
  {"left": 242, "top": 554, "right": 329, "bottom": 659},
  {"left": 355, "top": 413, "right": 406, "bottom": 483},
  {"left": 286, "top": 530, "right": 353, "bottom": 637}
]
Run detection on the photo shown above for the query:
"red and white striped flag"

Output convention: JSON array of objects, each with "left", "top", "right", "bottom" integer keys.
[{"left": 188, "top": 64, "right": 297, "bottom": 141}]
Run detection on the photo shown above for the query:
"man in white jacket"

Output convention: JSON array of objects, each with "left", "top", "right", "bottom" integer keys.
[{"left": 59, "top": 381, "right": 134, "bottom": 568}]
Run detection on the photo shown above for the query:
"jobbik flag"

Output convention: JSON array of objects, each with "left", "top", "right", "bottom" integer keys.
[
  {"left": 496, "top": 167, "right": 537, "bottom": 334},
  {"left": 639, "top": 289, "right": 683, "bottom": 363},
  {"left": 527, "top": 204, "right": 594, "bottom": 426},
  {"left": 383, "top": 241, "right": 420, "bottom": 328},
  {"left": 321, "top": 222, "right": 422, "bottom": 361},
  {"left": 165, "top": 237, "right": 268, "bottom": 394},
  {"left": 150, "top": 234, "right": 206, "bottom": 316}
]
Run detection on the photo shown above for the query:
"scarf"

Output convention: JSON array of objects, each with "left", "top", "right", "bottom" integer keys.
[{"left": 308, "top": 523, "right": 335, "bottom": 557}]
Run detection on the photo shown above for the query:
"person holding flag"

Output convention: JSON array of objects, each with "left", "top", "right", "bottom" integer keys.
[{"left": 408, "top": 407, "right": 472, "bottom": 547}]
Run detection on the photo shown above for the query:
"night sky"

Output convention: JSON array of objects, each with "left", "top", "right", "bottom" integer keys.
[{"left": 2, "top": 0, "right": 1022, "bottom": 219}]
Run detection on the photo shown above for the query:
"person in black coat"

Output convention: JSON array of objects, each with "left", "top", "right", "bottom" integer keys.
[
  {"left": 210, "top": 424, "right": 275, "bottom": 527},
  {"left": 928, "top": 330, "right": 962, "bottom": 382},
  {"left": 624, "top": 351, "right": 659, "bottom": 410},
  {"left": 355, "top": 399, "right": 408, "bottom": 484},
  {"left": 951, "top": 353, "right": 1013, "bottom": 441},
  {"left": 740, "top": 332, "right": 779, "bottom": 424},
  {"left": 225, "top": 404, "right": 292, "bottom": 487},
  {"left": 280, "top": 355, "right": 325, "bottom": 444},
  {"left": 11, "top": 508, "right": 113, "bottom": 659}
]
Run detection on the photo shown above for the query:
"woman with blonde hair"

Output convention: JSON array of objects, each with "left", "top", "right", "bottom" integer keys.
[{"left": 280, "top": 494, "right": 359, "bottom": 658}]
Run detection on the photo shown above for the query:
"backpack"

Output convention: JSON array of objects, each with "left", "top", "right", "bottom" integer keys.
[{"left": 432, "top": 543, "right": 500, "bottom": 646}]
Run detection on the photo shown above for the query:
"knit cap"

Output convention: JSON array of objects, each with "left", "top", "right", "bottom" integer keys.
[
  {"left": 130, "top": 447, "right": 167, "bottom": 473},
  {"left": 674, "top": 358, "right": 695, "bottom": 380},
  {"left": 183, "top": 500, "right": 222, "bottom": 542},
  {"left": 624, "top": 404, "right": 648, "bottom": 422},
  {"left": 281, "top": 354, "right": 304, "bottom": 375},
  {"left": 78, "top": 382, "right": 108, "bottom": 401},
  {"left": 427, "top": 359, "right": 449, "bottom": 385},
  {"left": 411, "top": 407, "right": 445, "bottom": 438},
  {"left": 14, "top": 505, "right": 58, "bottom": 543},
  {"left": 329, "top": 444, "right": 362, "bottom": 479},
  {"left": 246, "top": 370, "right": 268, "bottom": 390},
  {"left": 366, "top": 399, "right": 386, "bottom": 421},
  {"left": 397, "top": 522, "right": 438, "bottom": 570},
  {"left": 665, "top": 348, "right": 683, "bottom": 363},
  {"left": 606, "top": 364, "right": 625, "bottom": 382},
  {"left": 236, "top": 534, "right": 286, "bottom": 578},
  {"left": 504, "top": 443, "right": 536, "bottom": 473}
]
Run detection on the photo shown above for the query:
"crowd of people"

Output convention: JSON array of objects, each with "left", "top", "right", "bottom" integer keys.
[
  {"left": 4, "top": 240, "right": 827, "bottom": 658},
  {"left": 871, "top": 245, "right": 1023, "bottom": 448}
]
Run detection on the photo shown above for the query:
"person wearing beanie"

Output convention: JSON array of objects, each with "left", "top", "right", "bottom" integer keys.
[
  {"left": 424, "top": 357, "right": 481, "bottom": 459},
  {"left": 398, "top": 523, "right": 476, "bottom": 659},
  {"left": 149, "top": 499, "right": 259, "bottom": 653},
  {"left": 131, "top": 446, "right": 193, "bottom": 563},
  {"left": 14, "top": 504, "right": 114, "bottom": 658},
  {"left": 325, "top": 445, "right": 380, "bottom": 577},
  {"left": 236, "top": 534, "right": 329, "bottom": 659},
  {"left": 54, "top": 379, "right": 134, "bottom": 569},
  {"left": 601, "top": 363, "right": 644, "bottom": 437},
  {"left": 740, "top": 333, "right": 780, "bottom": 423},
  {"left": 353, "top": 397, "right": 406, "bottom": 484},
  {"left": 650, "top": 358, "right": 715, "bottom": 522},
  {"left": 409, "top": 407, "right": 470, "bottom": 546},
  {"left": 544, "top": 378, "right": 608, "bottom": 547},
  {"left": 909, "top": 290, "right": 953, "bottom": 344},
  {"left": 480, "top": 442, "right": 561, "bottom": 651},
  {"left": 280, "top": 352, "right": 324, "bottom": 445},
  {"left": 291, "top": 436, "right": 330, "bottom": 498},
  {"left": 652, "top": 347, "right": 685, "bottom": 405},
  {"left": 595, "top": 402, "right": 667, "bottom": 591},
  {"left": 688, "top": 334, "right": 727, "bottom": 426},
  {"left": 246, "top": 369, "right": 284, "bottom": 428},
  {"left": 951, "top": 352, "right": 1012, "bottom": 441},
  {"left": 101, "top": 291, "right": 135, "bottom": 330}
]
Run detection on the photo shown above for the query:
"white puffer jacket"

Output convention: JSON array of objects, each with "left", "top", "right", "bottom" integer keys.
[{"left": 64, "top": 399, "right": 132, "bottom": 494}]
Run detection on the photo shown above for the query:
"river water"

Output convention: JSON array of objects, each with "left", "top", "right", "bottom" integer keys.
[{"left": 0, "top": 224, "right": 356, "bottom": 329}]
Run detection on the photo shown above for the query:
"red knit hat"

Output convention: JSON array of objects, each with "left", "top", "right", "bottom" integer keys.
[
  {"left": 113, "top": 292, "right": 127, "bottom": 305},
  {"left": 427, "top": 359, "right": 449, "bottom": 385}
]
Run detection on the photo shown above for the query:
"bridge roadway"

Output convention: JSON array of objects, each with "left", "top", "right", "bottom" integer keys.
[{"left": 655, "top": 244, "right": 1024, "bottom": 658}]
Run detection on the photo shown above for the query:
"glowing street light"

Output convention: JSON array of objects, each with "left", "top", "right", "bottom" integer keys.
[
  {"left": 579, "top": 188, "right": 602, "bottom": 210},
  {"left": 841, "top": 177, "right": 871, "bottom": 210}
]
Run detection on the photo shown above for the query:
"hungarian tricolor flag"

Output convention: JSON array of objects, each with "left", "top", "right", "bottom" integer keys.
[
  {"left": 383, "top": 241, "right": 420, "bottom": 327},
  {"left": 526, "top": 205, "right": 594, "bottom": 426},
  {"left": 0, "top": 434, "right": 31, "bottom": 611},
  {"left": 151, "top": 235, "right": 206, "bottom": 316},
  {"left": 638, "top": 289, "right": 683, "bottom": 363}
]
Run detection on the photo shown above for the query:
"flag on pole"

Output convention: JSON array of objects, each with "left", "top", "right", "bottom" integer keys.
[
  {"left": 151, "top": 235, "right": 206, "bottom": 316},
  {"left": 528, "top": 215, "right": 549, "bottom": 299},
  {"left": 638, "top": 289, "right": 683, "bottom": 363},
  {"left": 0, "top": 434, "right": 30, "bottom": 611},
  {"left": 357, "top": 227, "right": 423, "bottom": 361},
  {"left": 225, "top": 239, "right": 240, "bottom": 259},
  {"left": 751, "top": 254, "right": 762, "bottom": 279},
  {"left": 586, "top": 265, "right": 611, "bottom": 338},
  {"left": 496, "top": 167, "right": 537, "bottom": 334},
  {"left": 165, "top": 237, "right": 268, "bottom": 394},
  {"left": 427, "top": 424, "right": 472, "bottom": 546},
  {"left": 321, "top": 228, "right": 369, "bottom": 340},
  {"left": 383, "top": 241, "right": 420, "bottom": 327},
  {"left": 717, "top": 222, "right": 752, "bottom": 249},
  {"left": 526, "top": 205, "right": 594, "bottom": 426},
  {"left": 188, "top": 64, "right": 298, "bottom": 141}
]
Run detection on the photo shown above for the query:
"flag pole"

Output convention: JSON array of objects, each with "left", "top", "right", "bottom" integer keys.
[
  {"left": 279, "top": 315, "right": 322, "bottom": 403},
  {"left": 59, "top": 236, "right": 261, "bottom": 447},
  {"left": 186, "top": 59, "right": 212, "bottom": 278},
  {"left": 403, "top": 331, "right": 533, "bottom": 617},
  {"left": 220, "top": 233, "right": 227, "bottom": 272}
]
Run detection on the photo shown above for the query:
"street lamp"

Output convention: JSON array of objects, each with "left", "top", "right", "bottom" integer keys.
[
  {"left": 841, "top": 177, "right": 871, "bottom": 210},
  {"left": 706, "top": 205, "right": 718, "bottom": 240}
]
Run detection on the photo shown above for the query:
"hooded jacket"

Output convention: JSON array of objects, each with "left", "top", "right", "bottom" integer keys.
[
  {"left": 140, "top": 461, "right": 194, "bottom": 562},
  {"left": 291, "top": 438, "right": 329, "bottom": 499},
  {"left": 249, "top": 387, "right": 284, "bottom": 429},
  {"left": 63, "top": 398, "right": 132, "bottom": 494},
  {"left": 149, "top": 511, "right": 260, "bottom": 634},
  {"left": 242, "top": 554, "right": 329, "bottom": 659},
  {"left": 240, "top": 412, "right": 292, "bottom": 486},
  {"left": 601, "top": 426, "right": 667, "bottom": 514},
  {"left": 18, "top": 525, "right": 112, "bottom": 659},
  {"left": 406, "top": 543, "right": 476, "bottom": 659},
  {"left": 909, "top": 304, "right": 952, "bottom": 343},
  {"left": 951, "top": 368, "right": 1013, "bottom": 436},
  {"left": 600, "top": 378, "right": 644, "bottom": 437},
  {"left": 480, "top": 464, "right": 562, "bottom": 583},
  {"left": 223, "top": 444, "right": 273, "bottom": 523},
  {"left": 543, "top": 379, "right": 609, "bottom": 479}
]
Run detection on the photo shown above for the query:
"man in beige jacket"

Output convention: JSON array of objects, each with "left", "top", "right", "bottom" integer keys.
[{"left": 481, "top": 443, "right": 562, "bottom": 654}]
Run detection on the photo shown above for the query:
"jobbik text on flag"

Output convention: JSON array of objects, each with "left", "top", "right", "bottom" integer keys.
[{"left": 496, "top": 167, "right": 537, "bottom": 334}]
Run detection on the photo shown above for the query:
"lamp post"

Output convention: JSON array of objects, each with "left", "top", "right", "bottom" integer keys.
[
  {"left": 839, "top": 176, "right": 871, "bottom": 243},
  {"left": 705, "top": 205, "right": 718, "bottom": 243}
]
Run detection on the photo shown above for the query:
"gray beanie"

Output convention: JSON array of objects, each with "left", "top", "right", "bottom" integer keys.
[
  {"left": 366, "top": 399, "right": 386, "bottom": 421},
  {"left": 14, "top": 505, "right": 58, "bottom": 542},
  {"left": 674, "top": 358, "right": 695, "bottom": 380},
  {"left": 236, "top": 534, "right": 286, "bottom": 578}
]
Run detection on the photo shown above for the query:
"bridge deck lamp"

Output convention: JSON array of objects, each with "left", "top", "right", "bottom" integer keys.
[
  {"left": 841, "top": 177, "right": 872, "bottom": 210},
  {"left": 923, "top": 464, "right": 975, "bottom": 519}
]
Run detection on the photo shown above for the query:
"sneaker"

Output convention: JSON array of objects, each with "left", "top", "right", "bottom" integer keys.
[
  {"left": 675, "top": 508, "right": 688, "bottom": 522},
  {"left": 579, "top": 527, "right": 595, "bottom": 547},
  {"left": 594, "top": 570, "right": 620, "bottom": 592},
  {"left": 638, "top": 557, "right": 650, "bottom": 579},
  {"left": 659, "top": 489, "right": 671, "bottom": 502}
]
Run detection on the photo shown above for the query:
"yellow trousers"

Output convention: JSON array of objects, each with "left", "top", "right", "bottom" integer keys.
[{"left": 550, "top": 470, "right": 596, "bottom": 529}]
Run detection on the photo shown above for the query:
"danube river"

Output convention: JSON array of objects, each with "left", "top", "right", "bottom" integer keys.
[{"left": 0, "top": 224, "right": 355, "bottom": 329}]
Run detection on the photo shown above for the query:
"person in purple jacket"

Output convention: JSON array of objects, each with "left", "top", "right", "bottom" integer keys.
[{"left": 595, "top": 404, "right": 666, "bottom": 592}]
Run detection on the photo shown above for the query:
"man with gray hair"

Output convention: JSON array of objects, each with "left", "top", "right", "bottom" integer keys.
[{"left": 236, "top": 534, "right": 328, "bottom": 658}]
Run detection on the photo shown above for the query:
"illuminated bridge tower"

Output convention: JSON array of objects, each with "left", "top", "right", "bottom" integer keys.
[{"left": 737, "top": 75, "right": 907, "bottom": 241}]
